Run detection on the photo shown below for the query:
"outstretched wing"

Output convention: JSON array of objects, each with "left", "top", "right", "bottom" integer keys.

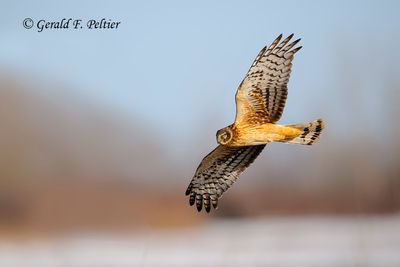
[
  {"left": 235, "top": 34, "right": 302, "bottom": 124},
  {"left": 185, "top": 144, "right": 265, "bottom": 212}
]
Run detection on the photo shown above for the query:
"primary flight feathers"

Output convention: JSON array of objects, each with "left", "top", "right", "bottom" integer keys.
[{"left": 185, "top": 34, "right": 325, "bottom": 212}]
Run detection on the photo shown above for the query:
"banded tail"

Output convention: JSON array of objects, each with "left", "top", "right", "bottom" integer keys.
[{"left": 285, "top": 119, "right": 325, "bottom": 145}]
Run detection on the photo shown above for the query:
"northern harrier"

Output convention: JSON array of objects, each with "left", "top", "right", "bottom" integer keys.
[{"left": 185, "top": 34, "right": 325, "bottom": 212}]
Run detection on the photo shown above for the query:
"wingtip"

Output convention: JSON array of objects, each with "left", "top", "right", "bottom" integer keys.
[
  {"left": 189, "top": 193, "right": 195, "bottom": 206},
  {"left": 196, "top": 194, "right": 203, "bottom": 212},
  {"left": 293, "top": 38, "right": 301, "bottom": 44},
  {"left": 196, "top": 204, "right": 202, "bottom": 212},
  {"left": 205, "top": 205, "right": 211, "bottom": 213},
  {"left": 282, "top": 33, "right": 294, "bottom": 43},
  {"left": 275, "top": 34, "right": 283, "bottom": 42},
  {"left": 293, "top": 46, "right": 303, "bottom": 53}
]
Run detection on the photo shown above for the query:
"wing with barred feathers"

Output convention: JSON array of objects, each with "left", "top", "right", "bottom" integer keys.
[
  {"left": 235, "top": 34, "right": 302, "bottom": 124},
  {"left": 185, "top": 144, "right": 265, "bottom": 212}
]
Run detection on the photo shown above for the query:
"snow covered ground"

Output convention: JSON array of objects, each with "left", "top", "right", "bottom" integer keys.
[{"left": 1, "top": 215, "right": 399, "bottom": 267}]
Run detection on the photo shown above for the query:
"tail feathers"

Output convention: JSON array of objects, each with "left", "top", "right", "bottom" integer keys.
[{"left": 286, "top": 119, "right": 325, "bottom": 145}]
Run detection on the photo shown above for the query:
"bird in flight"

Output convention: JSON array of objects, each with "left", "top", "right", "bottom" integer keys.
[{"left": 185, "top": 34, "right": 325, "bottom": 213}]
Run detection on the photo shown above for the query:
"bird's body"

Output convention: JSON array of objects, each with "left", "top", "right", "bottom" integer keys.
[
  {"left": 185, "top": 34, "right": 325, "bottom": 212},
  {"left": 220, "top": 123, "right": 303, "bottom": 146}
]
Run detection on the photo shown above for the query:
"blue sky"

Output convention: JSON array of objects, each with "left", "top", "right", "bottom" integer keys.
[{"left": 1, "top": 0, "right": 400, "bottom": 154}]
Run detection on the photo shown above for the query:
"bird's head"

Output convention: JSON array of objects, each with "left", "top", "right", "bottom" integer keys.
[{"left": 216, "top": 127, "right": 233, "bottom": 145}]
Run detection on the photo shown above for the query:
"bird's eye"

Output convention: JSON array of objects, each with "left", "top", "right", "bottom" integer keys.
[{"left": 224, "top": 131, "right": 230, "bottom": 140}]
